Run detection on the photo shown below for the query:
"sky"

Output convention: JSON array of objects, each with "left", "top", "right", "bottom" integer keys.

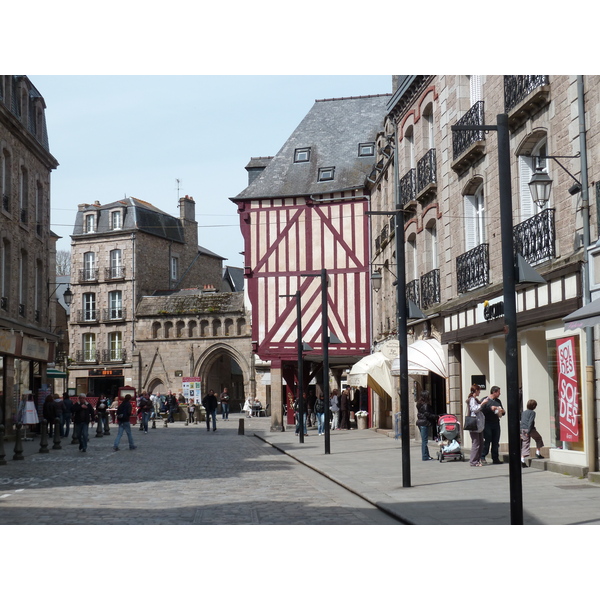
[{"left": 36, "top": 75, "right": 392, "bottom": 269}]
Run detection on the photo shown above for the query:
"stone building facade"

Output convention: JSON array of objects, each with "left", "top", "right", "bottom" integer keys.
[
  {"left": 369, "top": 75, "right": 599, "bottom": 476},
  {"left": 1, "top": 75, "right": 60, "bottom": 431}
]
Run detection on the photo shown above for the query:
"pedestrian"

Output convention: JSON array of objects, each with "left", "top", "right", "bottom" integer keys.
[
  {"left": 350, "top": 388, "right": 360, "bottom": 428},
  {"left": 330, "top": 389, "right": 340, "bottom": 430},
  {"left": 52, "top": 393, "right": 65, "bottom": 436},
  {"left": 416, "top": 390, "right": 436, "bottom": 461},
  {"left": 339, "top": 386, "right": 351, "bottom": 430},
  {"left": 96, "top": 395, "right": 110, "bottom": 433},
  {"left": 43, "top": 394, "right": 57, "bottom": 437},
  {"left": 306, "top": 390, "right": 316, "bottom": 427},
  {"left": 314, "top": 393, "right": 326, "bottom": 436},
  {"left": 202, "top": 389, "right": 218, "bottom": 432},
  {"left": 113, "top": 395, "right": 137, "bottom": 451},
  {"left": 72, "top": 394, "right": 95, "bottom": 452},
  {"left": 150, "top": 392, "right": 159, "bottom": 418},
  {"left": 480, "top": 385, "right": 505, "bottom": 465},
  {"left": 466, "top": 384, "right": 489, "bottom": 467},
  {"left": 243, "top": 396, "right": 253, "bottom": 418},
  {"left": 187, "top": 399, "right": 196, "bottom": 423},
  {"left": 294, "top": 393, "right": 308, "bottom": 436},
  {"left": 520, "top": 399, "right": 544, "bottom": 467},
  {"left": 166, "top": 391, "right": 178, "bottom": 423},
  {"left": 62, "top": 392, "right": 73, "bottom": 438},
  {"left": 138, "top": 393, "right": 152, "bottom": 433},
  {"left": 220, "top": 387, "right": 230, "bottom": 420}
]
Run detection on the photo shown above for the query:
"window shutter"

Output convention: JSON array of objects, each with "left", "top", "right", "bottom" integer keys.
[
  {"left": 519, "top": 155, "right": 535, "bottom": 220},
  {"left": 464, "top": 195, "right": 477, "bottom": 251}
]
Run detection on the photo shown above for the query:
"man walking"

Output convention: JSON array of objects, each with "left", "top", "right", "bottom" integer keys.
[
  {"left": 480, "top": 386, "right": 505, "bottom": 464},
  {"left": 113, "top": 394, "right": 137, "bottom": 450},
  {"left": 220, "top": 388, "right": 230, "bottom": 421},
  {"left": 72, "top": 394, "right": 95, "bottom": 452},
  {"left": 202, "top": 389, "right": 218, "bottom": 432}
]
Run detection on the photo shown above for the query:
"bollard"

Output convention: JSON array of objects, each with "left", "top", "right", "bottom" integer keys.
[
  {"left": 39, "top": 419, "right": 50, "bottom": 453},
  {"left": 95, "top": 419, "right": 104, "bottom": 438},
  {"left": 71, "top": 425, "right": 79, "bottom": 445},
  {"left": 13, "top": 423, "right": 24, "bottom": 460},
  {"left": 52, "top": 418, "right": 62, "bottom": 450},
  {"left": 185, "top": 418, "right": 189, "bottom": 426},
  {"left": 151, "top": 416, "right": 156, "bottom": 429},
  {"left": 238, "top": 418, "right": 245, "bottom": 436},
  {"left": 0, "top": 425, "right": 7, "bottom": 465}
]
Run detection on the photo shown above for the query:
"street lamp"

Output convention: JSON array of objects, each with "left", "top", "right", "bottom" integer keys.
[{"left": 48, "top": 281, "right": 73, "bottom": 307}]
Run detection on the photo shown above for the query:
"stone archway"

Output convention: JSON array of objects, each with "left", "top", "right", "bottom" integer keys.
[
  {"left": 194, "top": 343, "right": 251, "bottom": 413},
  {"left": 148, "top": 377, "right": 166, "bottom": 395}
]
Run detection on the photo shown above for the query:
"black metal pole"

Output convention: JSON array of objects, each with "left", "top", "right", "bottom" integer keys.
[
  {"left": 497, "top": 113, "right": 523, "bottom": 525},
  {"left": 296, "top": 291, "right": 305, "bottom": 444},
  {"left": 322, "top": 268, "right": 331, "bottom": 454}
]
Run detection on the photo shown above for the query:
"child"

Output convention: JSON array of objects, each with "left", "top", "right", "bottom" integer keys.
[{"left": 520, "top": 399, "right": 544, "bottom": 467}]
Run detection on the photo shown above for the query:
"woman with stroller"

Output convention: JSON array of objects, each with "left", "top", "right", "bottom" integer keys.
[
  {"left": 416, "top": 390, "right": 436, "bottom": 461},
  {"left": 466, "top": 384, "right": 490, "bottom": 467}
]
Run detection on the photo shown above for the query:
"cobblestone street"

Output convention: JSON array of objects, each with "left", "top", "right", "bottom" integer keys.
[{"left": 0, "top": 416, "right": 399, "bottom": 526}]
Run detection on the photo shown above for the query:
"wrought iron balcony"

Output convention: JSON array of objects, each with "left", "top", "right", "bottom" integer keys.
[
  {"left": 102, "top": 349, "right": 127, "bottom": 363},
  {"left": 75, "top": 350, "right": 100, "bottom": 363},
  {"left": 420, "top": 268, "right": 440, "bottom": 310},
  {"left": 79, "top": 268, "right": 99, "bottom": 283},
  {"left": 513, "top": 208, "right": 555, "bottom": 266},
  {"left": 102, "top": 307, "right": 127, "bottom": 321},
  {"left": 457, "top": 243, "right": 489, "bottom": 294},
  {"left": 416, "top": 149, "right": 437, "bottom": 198},
  {"left": 399, "top": 168, "right": 416, "bottom": 207},
  {"left": 504, "top": 75, "right": 550, "bottom": 113},
  {"left": 406, "top": 279, "right": 420, "bottom": 307},
  {"left": 452, "top": 101, "right": 486, "bottom": 172},
  {"left": 104, "top": 266, "right": 126, "bottom": 280},
  {"left": 76, "top": 309, "right": 99, "bottom": 323},
  {"left": 2, "top": 194, "right": 9, "bottom": 212},
  {"left": 0, "top": 297, "right": 7, "bottom": 310}
]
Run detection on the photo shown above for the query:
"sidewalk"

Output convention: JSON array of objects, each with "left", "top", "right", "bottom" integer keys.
[{"left": 255, "top": 426, "right": 600, "bottom": 525}]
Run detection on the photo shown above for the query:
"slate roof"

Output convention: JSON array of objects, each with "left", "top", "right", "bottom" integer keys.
[
  {"left": 233, "top": 94, "right": 391, "bottom": 200},
  {"left": 136, "top": 290, "right": 245, "bottom": 316}
]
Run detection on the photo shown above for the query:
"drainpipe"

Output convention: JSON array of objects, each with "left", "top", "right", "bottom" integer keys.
[{"left": 577, "top": 75, "right": 596, "bottom": 473}]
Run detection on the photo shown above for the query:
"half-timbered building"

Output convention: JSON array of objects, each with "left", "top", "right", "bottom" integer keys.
[{"left": 232, "top": 94, "right": 390, "bottom": 431}]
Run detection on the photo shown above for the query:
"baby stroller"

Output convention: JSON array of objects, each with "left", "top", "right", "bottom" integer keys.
[{"left": 436, "top": 414, "right": 464, "bottom": 462}]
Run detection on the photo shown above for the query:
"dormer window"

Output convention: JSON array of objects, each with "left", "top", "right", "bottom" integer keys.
[
  {"left": 294, "top": 148, "right": 311, "bottom": 163},
  {"left": 358, "top": 143, "right": 375, "bottom": 157},
  {"left": 110, "top": 210, "right": 122, "bottom": 230},
  {"left": 317, "top": 167, "right": 335, "bottom": 182},
  {"left": 84, "top": 213, "right": 95, "bottom": 233}
]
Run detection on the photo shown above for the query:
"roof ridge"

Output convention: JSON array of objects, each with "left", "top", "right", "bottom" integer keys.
[{"left": 315, "top": 93, "right": 392, "bottom": 103}]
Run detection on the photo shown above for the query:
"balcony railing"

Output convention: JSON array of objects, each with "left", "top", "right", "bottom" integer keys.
[
  {"left": 399, "top": 168, "right": 416, "bottom": 206},
  {"left": 102, "top": 349, "right": 127, "bottom": 363},
  {"left": 18, "top": 303, "right": 25, "bottom": 316},
  {"left": 79, "top": 268, "right": 99, "bottom": 283},
  {"left": 504, "top": 76, "right": 549, "bottom": 113},
  {"left": 406, "top": 279, "right": 420, "bottom": 307},
  {"left": 102, "top": 307, "right": 127, "bottom": 321},
  {"left": 457, "top": 243, "right": 489, "bottom": 294},
  {"left": 2, "top": 194, "right": 9, "bottom": 212},
  {"left": 420, "top": 268, "right": 440, "bottom": 310},
  {"left": 104, "top": 266, "right": 126, "bottom": 280},
  {"left": 75, "top": 350, "right": 99, "bottom": 363},
  {"left": 513, "top": 208, "right": 555, "bottom": 266},
  {"left": 452, "top": 101, "right": 485, "bottom": 161},
  {"left": 416, "top": 149, "right": 436, "bottom": 195},
  {"left": 76, "top": 309, "right": 99, "bottom": 323}
]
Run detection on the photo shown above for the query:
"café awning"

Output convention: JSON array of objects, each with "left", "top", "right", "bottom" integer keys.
[
  {"left": 347, "top": 352, "right": 393, "bottom": 399},
  {"left": 391, "top": 338, "right": 448, "bottom": 379},
  {"left": 46, "top": 368, "right": 67, "bottom": 379},
  {"left": 563, "top": 297, "right": 600, "bottom": 331}
]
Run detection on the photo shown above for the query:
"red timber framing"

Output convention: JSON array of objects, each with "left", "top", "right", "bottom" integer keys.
[{"left": 238, "top": 193, "right": 371, "bottom": 363}]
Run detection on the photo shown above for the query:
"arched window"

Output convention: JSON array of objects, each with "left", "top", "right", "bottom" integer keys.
[
  {"left": 237, "top": 318, "right": 246, "bottom": 336},
  {"left": 404, "top": 125, "right": 415, "bottom": 168},
  {"left": 519, "top": 136, "right": 548, "bottom": 220},
  {"left": 200, "top": 320, "right": 209, "bottom": 337},
  {"left": 425, "top": 221, "right": 438, "bottom": 271},
  {"left": 176, "top": 320, "right": 185, "bottom": 338},
  {"left": 83, "top": 252, "right": 96, "bottom": 281},
  {"left": 224, "top": 318, "right": 234, "bottom": 336},
  {"left": 407, "top": 234, "right": 417, "bottom": 283},
  {"left": 83, "top": 333, "right": 96, "bottom": 362},
  {"left": 152, "top": 322, "right": 161, "bottom": 339},
  {"left": 164, "top": 321, "right": 173, "bottom": 338},
  {"left": 109, "top": 331, "right": 123, "bottom": 361},
  {"left": 83, "top": 292, "right": 96, "bottom": 321},
  {"left": 188, "top": 320, "right": 197, "bottom": 337},
  {"left": 1, "top": 147, "right": 11, "bottom": 211},
  {"left": 212, "top": 319, "right": 222, "bottom": 337},
  {"left": 464, "top": 181, "right": 485, "bottom": 251},
  {"left": 422, "top": 103, "right": 434, "bottom": 150}
]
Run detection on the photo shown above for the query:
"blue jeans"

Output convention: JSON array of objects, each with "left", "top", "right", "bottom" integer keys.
[
  {"left": 62, "top": 413, "right": 71, "bottom": 438},
  {"left": 295, "top": 412, "right": 307, "bottom": 434},
  {"left": 316, "top": 412, "right": 325, "bottom": 434},
  {"left": 419, "top": 425, "right": 431, "bottom": 460},
  {"left": 114, "top": 422, "right": 135, "bottom": 449},
  {"left": 222, "top": 403, "right": 229, "bottom": 420},
  {"left": 206, "top": 409, "right": 217, "bottom": 430},
  {"left": 79, "top": 422, "right": 90, "bottom": 450},
  {"left": 141, "top": 412, "right": 150, "bottom": 432}
]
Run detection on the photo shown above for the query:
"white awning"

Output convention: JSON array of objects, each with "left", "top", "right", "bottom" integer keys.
[
  {"left": 391, "top": 338, "right": 448, "bottom": 379},
  {"left": 347, "top": 352, "right": 393, "bottom": 398}
]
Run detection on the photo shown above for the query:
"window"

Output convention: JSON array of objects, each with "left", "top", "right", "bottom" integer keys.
[
  {"left": 464, "top": 183, "right": 486, "bottom": 250},
  {"left": 519, "top": 138, "right": 548, "bottom": 220},
  {"left": 83, "top": 252, "right": 96, "bottom": 280},
  {"left": 84, "top": 213, "right": 95, "bottom": 233},
  {"left": 422, "top": 104, "right": 434, "bottom": 150},
  {"left": 35, "top": 181, "right": 43, "bottom": 234},
  {"left": 19, "top": 166, "right": 28, "bottom": 222},
  {"left": 108, "top": 290, "right": 122, "bottom": 319},
  {"left": 109, "top": 249, "right": 122, "bottom": 279},
  {"left": 83, "top": 292, "right": 96, "bottom": 321},
  {"left": 109, "top": 332, "right": 123, "bottom": 361},
  {"left": 294, "top": 147, "right": 311, "bottom": 163},
  {"left": 358, "top": 143, "right": 375, "bottom": 157},
  {"left": 19, "top": 249, "right": 27, "bottom": 312},
  {"left": 170, "top": 256, "right": 179, "bottom": 281},
  {"left": 404, "top": 126, "right": 415, "bottom": 168},
  {"left": 1, "top": 148, "right": 11, "bottom": 211},
  {"left": 407, "top": 235, "right": 417, "bottom": 282},
  {"left": 426, "top": 222, "right": 438, "bottom": 271},
  {"left": 110, "top": 210, "right": 122, "bottom": 230},
  {"left": 469, "top": 75, "right": 482, "bottom": 105},
  {"left": 317, "top": 167, "right": 335, "bottom": 182},
  {"left": 1, "top": 238, "right": 10, "bottom": 307},
  {"left": 83, "top": 333, "right": 96, "bottom": 362}
]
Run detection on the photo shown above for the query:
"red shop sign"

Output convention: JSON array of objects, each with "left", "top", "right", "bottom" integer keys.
[{"left": 556, "top": 337, "right": 580, "bottom": 442}]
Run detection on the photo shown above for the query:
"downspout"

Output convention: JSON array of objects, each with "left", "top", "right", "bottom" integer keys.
[{"left": 577, "top": 75, "right": 596, "bottom": 472}]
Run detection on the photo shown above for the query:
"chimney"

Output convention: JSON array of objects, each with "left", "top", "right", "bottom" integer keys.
[{"left": 179, "top": 195, "right": 196, "bottom": 222}]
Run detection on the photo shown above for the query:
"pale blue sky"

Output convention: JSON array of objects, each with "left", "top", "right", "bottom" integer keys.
[{"left": 37, "top": 75, "right": 392, "bottom": 268}]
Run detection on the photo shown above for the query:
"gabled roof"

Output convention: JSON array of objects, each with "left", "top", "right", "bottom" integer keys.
[
  {"left": 223, "top": 266, "right": 244, "bottom": 292},
  {"left": 232, "top": 94, "right": 390, "bottom": 200}
]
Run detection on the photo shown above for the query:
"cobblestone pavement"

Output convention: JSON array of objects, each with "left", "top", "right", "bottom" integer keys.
[{"left": 0, "top": 416, "right": 400, "bottom": 525}]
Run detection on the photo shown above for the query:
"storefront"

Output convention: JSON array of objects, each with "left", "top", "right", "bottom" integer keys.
[{"left": 76, "top": 368, "right": 125, "bottom": 399}]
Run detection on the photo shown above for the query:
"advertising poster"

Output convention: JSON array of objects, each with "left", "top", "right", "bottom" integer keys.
[
  {"left": 182, "top": 377, "right": 202, "bottom": 401},
  {"left": 556, "top": 336, "right": 580, "bottom": 442}
]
